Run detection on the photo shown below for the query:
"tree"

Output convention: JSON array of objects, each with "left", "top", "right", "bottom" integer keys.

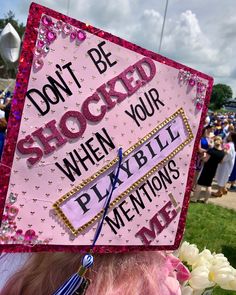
[
  {"left": 0, "top": 11, "right": 25, "bottom": 78},
  {"left": 210, "top": 84, "right": 233, "bottom": 110}
]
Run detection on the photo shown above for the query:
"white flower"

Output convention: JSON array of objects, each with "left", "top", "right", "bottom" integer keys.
[
  {"left": 220, "top": 277, "right": 236, "bottom": 291},
  {"left": 209, "top": 265, "right": 234, "bottom": 286},
  {"left": 192, "top": 249, "right": 213, "bottom": 269},
  {"left": 212, "top": 253, "right": 229, "bottom": 266},
  {"left": 189, "top": 266, "right": 215, "bottom": 290},
  {"left": 179, "top": 242, "right": 199, "bottom": 265},
  {"left": 193, "top": 290, "right": 204, "bottom": 295},
  {"left": 210, "top": 265, "right": 236, "bottom": 290},
  {"left": 199, "top": 249, "right": 213, "bottom": 262},
  {"left": 181, "top": 286, "right": 193, "bottom": 295},
  {"left": 179, "top": 244, "right": 236, "bottom": 292},
  {"left": 181, "top": 286, "right": 204, "bottom": 295},
  {"left": 206, "top": 252, "right": 234, "bottom": 287}
]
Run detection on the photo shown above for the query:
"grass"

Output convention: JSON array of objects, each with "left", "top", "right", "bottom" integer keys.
[{"left": 185, "top": 203, "right": 236, "bottom": 295}]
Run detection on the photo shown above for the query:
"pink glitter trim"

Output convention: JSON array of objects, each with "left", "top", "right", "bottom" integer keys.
[{"left": 0, "top": 2, "right": 214, "bottom": 253}]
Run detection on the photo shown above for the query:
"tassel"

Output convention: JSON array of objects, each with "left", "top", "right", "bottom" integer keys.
[
  {"left": 73, "top": 278, "right": 90, "bottom": 295},
  {"left": 52, "top": 148, "right": 123, "bottom": 295},
  {"left": 52, "top": 254, "right": 94, "bottom": 295}
]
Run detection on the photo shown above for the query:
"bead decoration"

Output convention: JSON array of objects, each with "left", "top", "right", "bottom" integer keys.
[
  {"left": 9, "top": 192, "right": 17, "bottom": 204},
  {"left": 178, "top": 69, "right": 207, "bottom": 110},
  {"left": 39, "top": 26, "right": 47, "bottom": 35},
  {"left": 62, "top": 23, "right": 72, "bottom": 35},
  {"left": 46, "top": 30, "right": 57, "bottom": 42},
  {"left": 77, "top": 30, "right": 86, "bottom": 41},
  {"left": 37, "top": 39, "right": 45, "bottom": 48},
  {"left": 55, "top": 20, "right": 63, "bottom": 30},
  {"left": 41, "top": 15, "right": 52, "bottom": 26},
  {"left": 0, "top": 193, "right": 51, "bottom": 245},
  {"left": 43, "top": 45, "right": 50, "bottom": 53},
  {"left": 34, "top": 47, "right": 43, "bottom": 57},
  {"left": 70, "top": 31, "right": 77, "bottom": 40},
  {"left": 33, "top": 58, "right": 44, "bottom": 70},
  {"left": 33, "top": 14, "right": 87, "bottom": 71}
]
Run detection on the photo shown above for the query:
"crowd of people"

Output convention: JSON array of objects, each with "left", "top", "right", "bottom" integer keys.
[
  {"left": 0, "top": 89, "right": 12, "bottom": 159},
  {"left": 192, "top": 112, "right": 236, "bottom": 202}
]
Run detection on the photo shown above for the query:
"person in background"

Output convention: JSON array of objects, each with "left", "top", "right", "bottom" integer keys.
[
  {"left": 4, "top": 100, "right": 12, "bottom": 122},
  {"left": 204, "top": 115, "right": 210, "bottom": 127},
  {"left": 192, "top": 136, "right": 225, "bottom": 203},
  {"left": 0, "top": 99, "right": 12, "bottom": 122},
  {"left": 214, "top": 119, "right": 223, "bottom": 136},
  {"left": 0, "top": 96, "right": 5, "bottom": 119},
  {"left": 209, "top": 112, "right": 216, "bottom": 123},
  {"left": 208, "top": 124, "right": 215, "bottom": 138},
  {"left": 226, "top": 127, "right": 236, "bottom": 192},
  {"left": 192, "top": 125, "right": 214, "bottom": 190},
  {"left": 0, "top": 118, "right": 7, "bottom": 159},
  {"left": 200, "top": 125, "right": 214, "bottom": 150},
  {"left": 228, "top": 124, "right": 235, "bottom": 134},
  {"left": 213, "top": 132, "right": 236, "bottom": 197},
  {"left": 228, "top": 158, "right": 236, "bottom": 192},
  {"left": 222, "top": 119, "right": 229, "bottom": 139}
]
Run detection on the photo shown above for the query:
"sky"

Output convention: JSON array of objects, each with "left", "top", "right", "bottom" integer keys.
[{"left": 1, "top": 0, "right": 236, "bottom": 97}]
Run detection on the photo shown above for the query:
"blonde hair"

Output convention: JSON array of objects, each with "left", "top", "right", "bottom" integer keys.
[
  {"left": 228, "top": 124, "right": 235, "bottom": 133},
  {"left": 1, "top": 252, "right": 171, "bottom": 295},
  {"left": 214, "top": 136, "right": 222, "bottom": 148},
  {"left": 0, "top": 118, "right": 7, "bottom": 132}
]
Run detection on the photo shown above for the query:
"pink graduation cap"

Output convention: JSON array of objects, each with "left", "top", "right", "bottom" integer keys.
[{"left": 0, "top": 3, "right": 213, "bottom": 256}]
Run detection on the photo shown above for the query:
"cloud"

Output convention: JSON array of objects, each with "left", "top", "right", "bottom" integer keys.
[
  {"left": 125, "top": 9, "right": 219, "bottom": 68},
  {"left": 89, "top": 0, "right": 131, "bottom": 26},
  {"left": 220, "top": 16, "right": 236, "bottom": 41},
  {"left": 122, "top": 9, "right": 163, "bottom": 50},
  {"left": 124, "top": 8, "right": 236, "bottom": 95},
  {"left": 5, "top": 0, "right": 236, "bottom": 96},
  {"left": 230, "top": 68, "right": 236, "bottom": 79},
  {"left": 164, "top": 11, "right": 218, "bottom": 63}
]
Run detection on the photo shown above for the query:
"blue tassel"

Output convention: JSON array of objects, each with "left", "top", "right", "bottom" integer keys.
[
  {"left": 52, "top": 273, "right": 84, "bottom": 295},
  {"left": 52, "top": 148, "right": 123, "bottom": 295},
  {"left": 52, "top": 254, "right": 93, "bottom": 295}
]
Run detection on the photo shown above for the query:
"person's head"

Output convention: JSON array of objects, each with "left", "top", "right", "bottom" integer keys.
[
  {"left": 214, "top": 136, "right": 222, "bottom": 149},
  {"left": 228, "top": 124, "right": 235, "bottom": 133},
  {"left": 227, "top": 132, "right": 236, "bottom": 149},
  {"left": 223, "top": 120, "right": 228, "bottom": 126},
  {"left": 204, "top": 116, "right": 210, "bottom": 127},
  {"left": 0, "top": 252, "right": 174, "bottom": 295},
  {"left": 0, "top": 118, "right": 7, "bottom": 133},
  {"left": 216, "top": 119, "right": 221, "bottom": 126},
  {"left": 202, "top": 125, "right": 212, "bottom": 137}
]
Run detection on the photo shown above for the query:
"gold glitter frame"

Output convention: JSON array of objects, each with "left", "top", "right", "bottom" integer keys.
[{"left": 53, "top": 108, "right": 193, "bottom": 236}]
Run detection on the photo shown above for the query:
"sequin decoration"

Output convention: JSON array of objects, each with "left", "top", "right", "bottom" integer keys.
[
  {"left": 33, "top": 14, "right": 87, "bottom": 70},
  {"left": 0, "top": 193, "right": 51, "bottom": 245},
  {"left": 178, "top": 69, "right": 207, "bottom": 110}
]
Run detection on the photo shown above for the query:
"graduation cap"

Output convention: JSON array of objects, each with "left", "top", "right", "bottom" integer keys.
[{"left": 0, "top": 3, "right": 213, "bottom": 294}]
